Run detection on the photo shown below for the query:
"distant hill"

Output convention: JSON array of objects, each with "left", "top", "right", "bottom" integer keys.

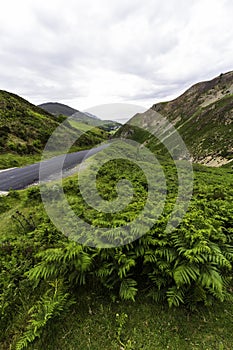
[
  {"left": 116, "top": 71, "right": 233, "bottom": 166},
  {"left": 71, "top": 111, "right": 101, "bottom": 125},
  {"left": 70, "top": 111, "right": 121, "bottom": 131},
  {"left": 39, "top": 102, "right": 122, "bottom": 131},
  {"left": 0, "top": 91, "right": 108, "bottom": 168},
  {"left": 38, "top": 102, "right": 79, "bottom": 116},
  {"left": 84, "top": 112, "right": 99, "bottom": 119}
]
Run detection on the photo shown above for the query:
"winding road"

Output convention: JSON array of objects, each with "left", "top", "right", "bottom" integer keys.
[{"left": 0, "top": 145, "right": 108, "bottom": 191}]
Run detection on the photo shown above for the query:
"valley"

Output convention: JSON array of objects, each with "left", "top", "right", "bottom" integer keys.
[{"left": 0, "top": 71, "right": 233, "bottom": 350}]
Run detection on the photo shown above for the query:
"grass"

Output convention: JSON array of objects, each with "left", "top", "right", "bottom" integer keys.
[
  {"left": 0, "top": 148, "right": 92, "bottom": 169},
  {"left": 0, "top": 152, "right": 42, "bottom": 169},
  {"left": 0, "top": 131, "right": 107, "bottom": 169},
  {"left": 29, "top": 291, "right": 233, "bottom": 350},
  {"left": 69, "top": 120, "right": 100, "bottom": 132}
]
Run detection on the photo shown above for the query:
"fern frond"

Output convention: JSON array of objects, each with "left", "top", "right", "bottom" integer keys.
[
  {"left": 173, "top": 264, "right": 200, "bottom": 286},
  {"left": 166, "top": 286, "right": 185, "bottom": 307},
  {"left": 119, "top": 278, "right": 137, "bottom": 301}
]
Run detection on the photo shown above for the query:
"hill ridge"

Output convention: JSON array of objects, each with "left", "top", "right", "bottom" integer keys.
[{"left": 116, "top": 71, "right": 233, "bottom": 166}]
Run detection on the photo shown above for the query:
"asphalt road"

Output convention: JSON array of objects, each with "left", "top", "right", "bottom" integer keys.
[{"left": 0, "top": 145, "right": 108, "bottom": 191}]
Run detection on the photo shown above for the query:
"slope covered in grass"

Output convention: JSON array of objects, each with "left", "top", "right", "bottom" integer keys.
[
  {"left": 0, "top": 91, "right": 108, "bottom": 168},
  {"left": 0, "top": 90, "right": 58, "bottom": 155},
  {"left": 116, "top": 71, "right": 233, "bottom": 166}
]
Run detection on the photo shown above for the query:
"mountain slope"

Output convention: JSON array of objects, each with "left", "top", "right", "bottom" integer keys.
[
  {"left": 71, "top": 111, "right": 121, "bottom": 131},
  {"left": 71, "top": 111, "right": 101, "bottom": 125},
  {"left": 38, "top": 102, "right": 78, "bottom": 116},
  {"left": 0, "top": 91, "right": 108, "bottom": 168},
  {"left": 0, "top": 90, "right": 59, "bottom": 155},
  {"left": 39, "top": 102, "right": 101, "bottom": 122},
  {"left": 116, "top": 71, "right": 233, "bottom": 166}
]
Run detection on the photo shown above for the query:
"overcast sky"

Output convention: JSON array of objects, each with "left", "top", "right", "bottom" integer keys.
[{"left": 0, "top": 0, "right": 233, "bottom": 121}]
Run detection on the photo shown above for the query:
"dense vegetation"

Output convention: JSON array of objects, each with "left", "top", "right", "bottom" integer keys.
[
  {"left": 0, "top": 148, "right": 232, "bottom": 349},
  {"left": 0, "top": 90, "right": 58, "bottom": 155}
]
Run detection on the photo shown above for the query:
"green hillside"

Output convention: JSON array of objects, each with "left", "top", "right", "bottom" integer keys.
[
  {"left": 70, "top": 111, "right": 121, "bottom": 131},
  {"left": 0, "top": 91, "right": 108, "bottom": 168},
  {"left": 116, "top": 71, "right": 233, "bottom": 166},
  {"left": 0, "top": 90, "right": 58, "bottom": 154}
]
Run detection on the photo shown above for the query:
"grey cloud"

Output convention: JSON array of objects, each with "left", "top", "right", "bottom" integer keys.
[{"left": 0, "top": 0, "right": 232, "bottom": 112}]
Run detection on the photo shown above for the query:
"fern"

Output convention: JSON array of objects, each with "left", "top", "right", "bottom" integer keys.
[
  {"left": 198, "top": 264, "right": 223, "bottom": 293},
  {"left": 167, "top": 286, "right": 185, "bottom": 307},
  {"left": 173, "top": 264, "right": 200, "bottom": 286},
  {"left": 119, "top": 278, "right": 138, "bottom": 301},
  {"left": 15, "top": 280, "right": 73, "bottom": 350},
  {"left": 147, "top": 287, "right": 166, "bottom": 303},
  {"left": 27, "top": 242, "right": 92, "bottom": 286}
]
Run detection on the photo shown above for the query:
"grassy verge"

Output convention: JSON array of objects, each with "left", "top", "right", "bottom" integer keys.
[
  {"left": 29, "top": 292, "right": 233, "bottom": 350},
  {"left": 0, "top": 153, "right": 42, "bottom": 169}
]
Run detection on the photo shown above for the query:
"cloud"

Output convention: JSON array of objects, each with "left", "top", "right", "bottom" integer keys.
[{"left": 0, "top": 0, "right": 232, "bottom": 120}]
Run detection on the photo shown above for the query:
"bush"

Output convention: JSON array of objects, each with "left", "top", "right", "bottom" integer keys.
[
  {"left": 7, "top": 189, "right": 20, "bottom": 199},
  {"left": 26, "top": 187, "right": 42, "bottom": 202}
]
